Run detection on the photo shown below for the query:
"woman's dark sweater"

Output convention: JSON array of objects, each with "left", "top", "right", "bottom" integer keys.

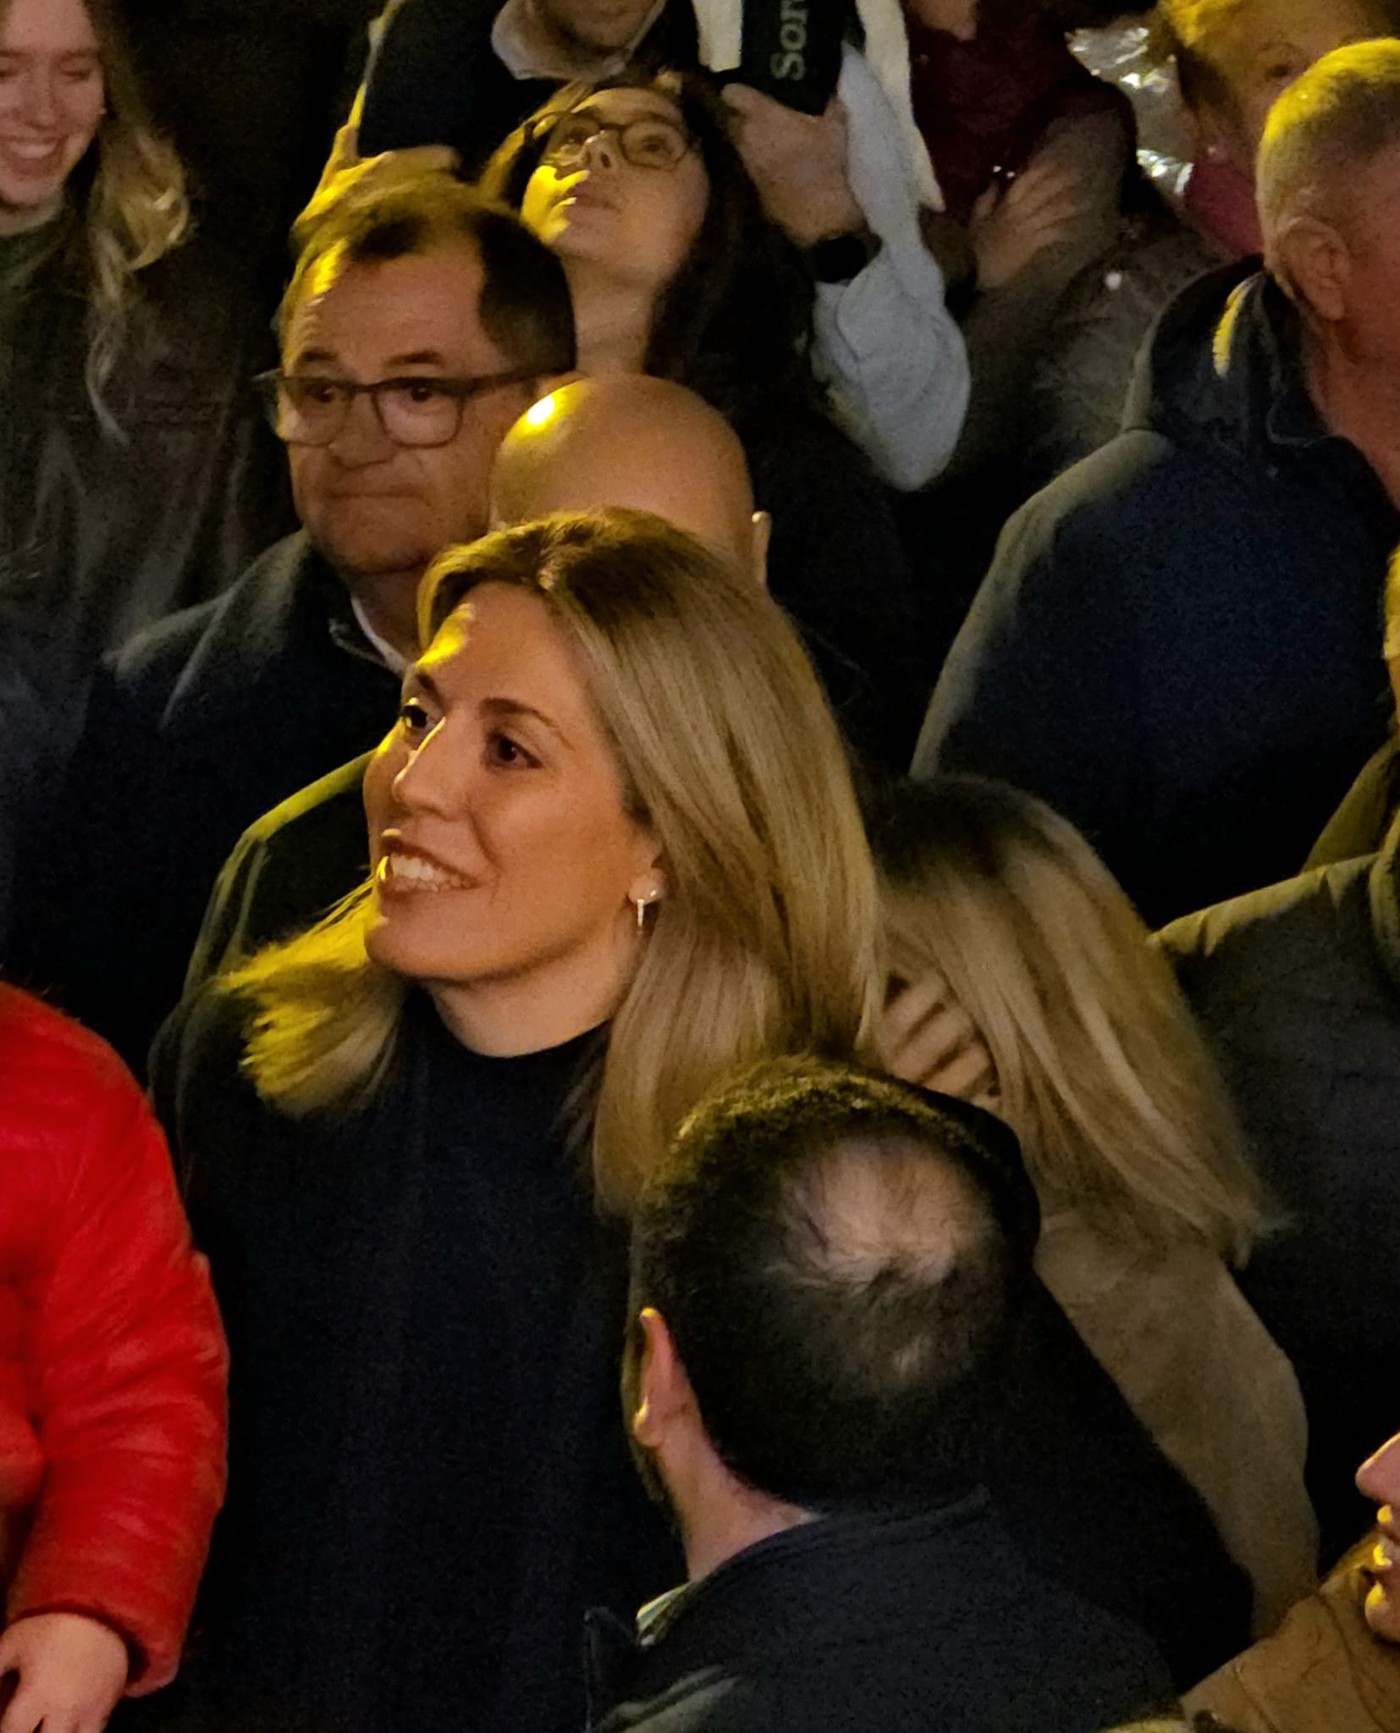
[{"left": 150, "top": 989, "right": 677, "bottom": 1733}]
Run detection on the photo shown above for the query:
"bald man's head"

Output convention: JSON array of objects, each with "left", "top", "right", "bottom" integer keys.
[
  {"left": 1258, "top": 40, "right": 1400, "bottom": 356},
  {"left": 490, "top": 376, "right": 769, "bottom": 583},
  {"left": 1260, "top": 39, "right": 1400, "bottom": 234}
]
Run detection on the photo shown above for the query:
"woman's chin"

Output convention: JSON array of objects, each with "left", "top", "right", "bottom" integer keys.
[
  {"left": 547, "top": 208, "right": 617, "bottom": 258},
  {"left": 364, "top": 905, "right": 431, "bottom": 980}
]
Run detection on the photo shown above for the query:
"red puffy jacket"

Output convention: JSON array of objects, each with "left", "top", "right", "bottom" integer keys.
[{"left": 0, "top": 987, "right": 227, "bottom": 1692}]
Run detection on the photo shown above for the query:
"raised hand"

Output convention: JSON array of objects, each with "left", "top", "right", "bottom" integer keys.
[
  {"left": 721, "top": 85, "right": 864, "bottom": 247},
  {"left": 968, "top": 154, "right": 1087, "bottom": 290}
]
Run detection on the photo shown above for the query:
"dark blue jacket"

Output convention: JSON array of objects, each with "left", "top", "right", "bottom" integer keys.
[
  {"left": 585, "top": 1497, "right": 1178, "bottom": 1732},
  {"left": 914, "top": 265, "right": 1399, "bottom": 925}
]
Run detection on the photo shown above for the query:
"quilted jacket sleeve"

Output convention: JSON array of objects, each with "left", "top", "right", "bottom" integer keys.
[{"left": 1, "top": 992, "right": 228, "bottom": 1693}]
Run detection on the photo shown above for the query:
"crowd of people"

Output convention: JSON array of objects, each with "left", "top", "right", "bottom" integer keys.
[{"left": 2, "top": 0, "right": 1400, "bottom": 1729}]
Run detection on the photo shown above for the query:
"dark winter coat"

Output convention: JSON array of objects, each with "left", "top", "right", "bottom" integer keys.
[
  {"left": 585, "top": 1498, "right": 1178, "bottom": 1733},
  {"left": 147, "top": 985, "right": 680, "bottom": 1733},
  {"left": 1158, "top": 807, "right": 1400, "bottom": 1559},
  {"left": 185, "top": 753, "right": 374, "bottom": 992},
  {"left": 914, "top": 265, "right": 1398, "bottom": 926},
  {"left": 9, "top": 534, "right": 400, "bottom": 1075}
]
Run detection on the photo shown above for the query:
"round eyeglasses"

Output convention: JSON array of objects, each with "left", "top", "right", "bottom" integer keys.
[
  {"left": 529, "top": 108, "right": 694, "bottom": 173},
  {"left": 254, "top": 369, "right": 539, "bottom": 448}
]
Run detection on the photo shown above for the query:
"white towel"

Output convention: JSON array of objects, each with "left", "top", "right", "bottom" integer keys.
[{"left": 690, "top": 0, "right": 942, "bottom": 210}]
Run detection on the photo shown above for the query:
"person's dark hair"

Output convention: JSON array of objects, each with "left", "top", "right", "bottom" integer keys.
[
  {"left": 279, "top": 175, "right": 576, "bottom": 376},
  {"left": 630, "top": 1056, "right": 1040, "bottom": 1510},
  {"left": 480, "top": 67, "right": 819, "bottom": 430}
]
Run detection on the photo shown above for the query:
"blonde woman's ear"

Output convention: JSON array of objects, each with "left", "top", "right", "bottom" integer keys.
[
  {"left": 627, "top": 860, "right": 668, "bottom": 906},
  {"left": 627, "top": 876, "right": 665, "bottom": 931}
]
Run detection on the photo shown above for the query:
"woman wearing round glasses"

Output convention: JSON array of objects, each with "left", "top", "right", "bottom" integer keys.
[{"left": 483, "top": 71, "right": 931, "bottom": 767}]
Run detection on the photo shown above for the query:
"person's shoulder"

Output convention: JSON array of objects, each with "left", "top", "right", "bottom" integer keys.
[
  {"left": 975, "top": 1557, "right": 1177, "bottom": 1730},
  {"left": 241, "top": 753, "right": 373, "bottom": 854},
  {"left": 186, "top": 753, "right": 374, "bottom": 986},
  {"left": 1306, "top": 740, "right": 1398, "bottom": 869},
  {"left": 148, "top": 974, "right": 266, "bottom": 1152},
  {"left": 991, "top": 424, "right": 1184, "bottom": 570},
  {"left": 0, "top": 984, "right": 139, "bottom": 1100},
  {"left": 103, "top": 592, "right": 227, "bottom": 695},
  {"left": 153, "top": 976, "right": 253, "bottom": 1096},
  {"left": 1155, "top": 856, "right": 1375, "bottom": 1018},
  {"left": 101, "top": 533, "right": 315, "bottom": 712},
  {"left": 1185, "top": 1562, "right": 1400, "bottom": 1732},
  {"left": 934, "top": 436, "right": 1173, "bottom": 662},
  {"left": 78, "top": 588, "right": 236, "bottom": 753},
  {"left": 0, "top": 988, "right": 155, "bottom": 1177},
  {"left": 1156, "top": 857, "right": 1373, "bottom": 968}
]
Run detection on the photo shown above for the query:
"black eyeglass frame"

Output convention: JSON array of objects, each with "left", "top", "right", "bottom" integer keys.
[
  {"left": 254, "top": 368, "right": 541, "bottom": 448},
  {"left": 524, "top": 107, "right": 696, "bottom": 174}
]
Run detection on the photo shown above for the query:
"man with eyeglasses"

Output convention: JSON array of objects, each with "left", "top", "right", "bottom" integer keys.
[{"left": 8, "top": 174, "right": 574, "bottom": 1078}]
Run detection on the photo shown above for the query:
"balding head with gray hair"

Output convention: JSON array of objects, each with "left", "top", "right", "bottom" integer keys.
[{"left": 1258, "top": 38, "right": 1400, "bottom": 249}]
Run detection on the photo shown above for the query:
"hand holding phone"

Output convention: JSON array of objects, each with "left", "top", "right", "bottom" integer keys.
[{"left": 721, "top": 86, "right": 863, "bottom": 246}]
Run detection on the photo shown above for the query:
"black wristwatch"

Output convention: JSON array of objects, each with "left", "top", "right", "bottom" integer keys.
[{"left": 804, "top": 228, "right": 881, "bottom": 285}]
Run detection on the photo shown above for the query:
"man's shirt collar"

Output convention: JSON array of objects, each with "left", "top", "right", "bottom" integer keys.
[
  {"left": 343, "top": 590, "right": 411, "bottom": 676},
  {"left": 634, "top": 1582, "right": 691, "bottom": 1646}
]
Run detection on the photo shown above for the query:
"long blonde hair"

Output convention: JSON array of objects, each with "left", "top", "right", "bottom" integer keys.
[
  {"left": 228, "top": 510, "right": 882, "bottom": 1213},
  {"left": 869, "top": 775, "right": 1263, "bottom": 1262},
  {"left": 7, "top": 0, "right": 191, "bottom": 421}
]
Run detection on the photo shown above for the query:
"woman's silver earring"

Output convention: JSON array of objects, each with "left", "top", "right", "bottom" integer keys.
[{"left": 634, "top": 891, "right": 660, "bottom": 930}]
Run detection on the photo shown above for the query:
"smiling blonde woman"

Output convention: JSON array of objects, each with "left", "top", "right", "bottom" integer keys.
[{"left": 152, "top": 508, "right": 881, "bottom": 1732}]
